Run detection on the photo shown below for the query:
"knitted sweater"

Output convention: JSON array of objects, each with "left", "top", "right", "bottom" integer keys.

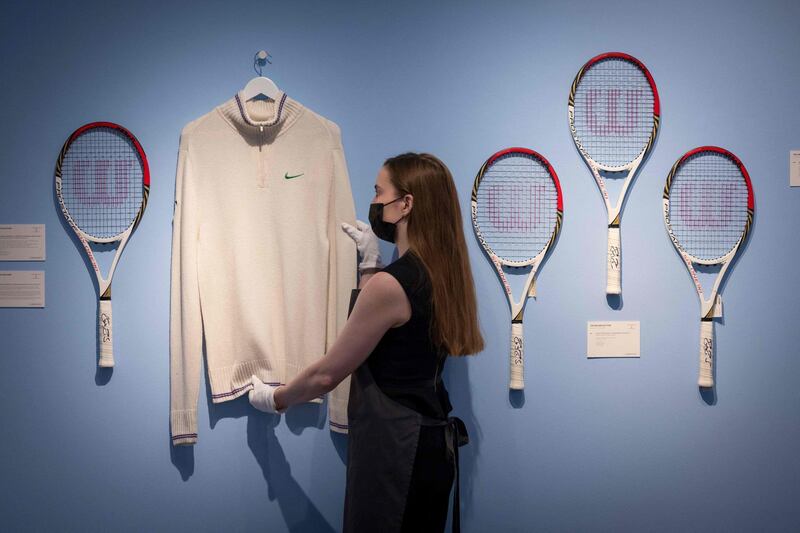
[{"left": 170, "top": 91, "right": 357, "bottom": 445}]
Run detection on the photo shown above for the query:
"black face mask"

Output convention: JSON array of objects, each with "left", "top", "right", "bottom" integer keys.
[{"left": 368, "top": 196, "right": 404, "bottom": 243}]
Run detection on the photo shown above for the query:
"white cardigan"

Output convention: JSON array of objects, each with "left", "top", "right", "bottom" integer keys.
[{"left": 170, "top": 91, "right": 357, "bottom": 445}]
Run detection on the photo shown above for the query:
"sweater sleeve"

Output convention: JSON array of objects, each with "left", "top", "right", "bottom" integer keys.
[
  {"left": 169, "top": 131, "right": 203, "bottom": 446},
  {"left": 327, "top": 124, "right": 357, "bottom": 434}
]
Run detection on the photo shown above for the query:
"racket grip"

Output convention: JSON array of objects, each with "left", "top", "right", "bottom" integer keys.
[
  {"left": 509, "top": 322, "right": 524, "bottom": 390},
  {"left": 98, "top": 299, "right": 114, "bottom": 368},
  {"left": 606, "top": 227, "right": 621, "bottom": 295},
  {"left": 698, "top": 320, "right": 714, "bottom": 388}
]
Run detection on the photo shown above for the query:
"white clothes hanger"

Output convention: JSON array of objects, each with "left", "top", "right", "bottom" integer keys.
[{"left": 241, "top": 50, "right": 281, "bottom": 101}]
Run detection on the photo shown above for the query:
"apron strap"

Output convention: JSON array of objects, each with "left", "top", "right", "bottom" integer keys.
[
  {"left": 453, "top": 427, "right": 461, "bottom": 533},
  {"left": 423, "top": 416, "right": 468, "bottom": 533},
  {"left": 348, "top": 288, "right": 361, "bottom": 316},
  {"left": 447, "top": 416, "right": 468, "bottom": 533}
]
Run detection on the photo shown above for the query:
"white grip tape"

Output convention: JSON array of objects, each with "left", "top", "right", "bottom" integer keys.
[
  {"left": 698, "top": 320, "right": 714, "bottom": 388},
  {"left": 98, "top": 299, "right": 114, "bottom": 368},
  {"left": 509, "top": 322, "right": 524, "bottom": 390},
  {"left": 606, "top": 226, "right": 621, "bottom": 295}
]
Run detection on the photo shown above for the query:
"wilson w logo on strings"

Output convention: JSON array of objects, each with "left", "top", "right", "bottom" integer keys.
[
  {"left": 486, "top": 183, "right": 552, "bottom": 232},
  {"left": 70, "top": 160, "right": 136, "bottom": 204},
  {"left": 585, "top": 88, "right": 645, "bottom": 136},
  {"left": 677, "top": 182, "right": 745, "bottom": 228}
]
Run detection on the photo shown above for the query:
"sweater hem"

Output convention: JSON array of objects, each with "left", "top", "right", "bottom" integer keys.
[{"left": 208, "top": 359, "right": 282, "bottom": 405}]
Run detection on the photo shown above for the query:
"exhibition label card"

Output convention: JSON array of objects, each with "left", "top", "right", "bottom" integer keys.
[
  {"left": 0, "top": 224, "right": 45, "bottom": 261},
  {"left": 587, "top": 321, "right": 640, "bottom": 358},
  {"left": 791, "top": 151, "right": 800, "bottom": 187},
  {"left": 0, "top": 271, "right": 45, "bottom": 307}
]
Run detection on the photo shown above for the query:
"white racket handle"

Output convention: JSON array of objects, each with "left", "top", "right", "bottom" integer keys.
[
  {"left": 509, "top": 322, "right": 524, "bottom": 390},
  {"left": 606, "top": 226, "right": 621, "bottom": 295},
  {"left": 698, "top": 320, "right": 714, "bottom": 388},
  {"left": 98, "top": 299, "right": 114, "bottom": 368}
]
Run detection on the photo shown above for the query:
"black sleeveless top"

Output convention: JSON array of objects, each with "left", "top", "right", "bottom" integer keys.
[{"left": 366, "top": 251, "right": 452, "bottom": 420}]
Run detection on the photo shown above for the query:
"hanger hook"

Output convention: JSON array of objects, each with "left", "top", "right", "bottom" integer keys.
[{"left": 253, "top": 50, "right": 272, "bottom": 77}]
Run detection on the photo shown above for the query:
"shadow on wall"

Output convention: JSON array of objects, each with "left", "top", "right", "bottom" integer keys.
[
  {"left": 168, "top": 362, "right": 340, "bottom": 532},
  {"left": 246, "top": 414, "right": 337, "bottom": 533}
]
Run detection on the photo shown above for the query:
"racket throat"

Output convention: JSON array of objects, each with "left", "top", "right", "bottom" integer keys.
[{"left": 700, "top": 295, "right": 722, "bottom": 320}]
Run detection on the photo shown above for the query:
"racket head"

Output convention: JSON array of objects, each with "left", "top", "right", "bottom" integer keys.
[
  {"left": 55, "top": 122, "right": 150, "bottom": 243},
  {"left": 471, "top": 148, "right": 564, "bottom": 267},
  {"left": 568, "top": 52, "right": 660, "bottom": 171},
  {"left": 663, "top": 146, "right": 754, "bottom": 264}
]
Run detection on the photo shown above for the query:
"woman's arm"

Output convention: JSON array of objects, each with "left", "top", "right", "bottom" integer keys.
[{"left": 273, "top": 271, "right": 410, "bottom": 410}]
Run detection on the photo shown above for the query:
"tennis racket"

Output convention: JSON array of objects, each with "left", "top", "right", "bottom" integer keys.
[
  {"left": 663, "top": 147, "right": 754, "bottom": 388},
  {"left": 568, "top": 52, "right": 660, "bottom": 295},
  {"left": 471, "top": 148, "right": 563, "bottom": 390},
  {"left": 55, "top": 122, "right": 150, "bottom": 368}
]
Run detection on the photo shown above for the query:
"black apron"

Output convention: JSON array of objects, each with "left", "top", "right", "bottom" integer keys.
[{"left": 343, "top": 359, "right": 468, "bottom": 533}]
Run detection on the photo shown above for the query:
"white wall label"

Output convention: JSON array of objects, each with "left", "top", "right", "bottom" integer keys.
[
  {"left": 0, "top": 224, "right": 45, "bottom": 261},
  {"left": 791, "top": 150, "right": 800, "bottom": 187},
  {"left": 0, "top": 271, "right": 45, "bottom": 307},
  {"left": 587, "top": 321, "right": 640, "bottom": 358}
]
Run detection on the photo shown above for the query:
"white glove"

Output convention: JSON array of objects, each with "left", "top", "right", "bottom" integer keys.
[
  {"left": 249, "top": 375, "right": 285, "bottom": 414},
  {"left": 341, "top": 220, "right": 384, "bottom": 272}
]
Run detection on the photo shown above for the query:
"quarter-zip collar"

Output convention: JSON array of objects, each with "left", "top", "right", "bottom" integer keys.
[{"left": 217, "top": 90, "right": 304, "bottom": 141}]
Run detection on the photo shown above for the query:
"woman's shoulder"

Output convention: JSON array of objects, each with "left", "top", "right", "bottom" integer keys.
[
  {"left": 382, "top": 251, "right": 426, "bottom": 280},
  {"left": 381, "top": 250, "right": 428, "bottom": 295},
  {"left": 381, "top": 251, "right": 430, "bottom": 300},
  {"left": 357, "top": 271, "right": 412, "bottom": 328},
  {"left": 360, "top": 271, "right": 408, "bottom": 306}
]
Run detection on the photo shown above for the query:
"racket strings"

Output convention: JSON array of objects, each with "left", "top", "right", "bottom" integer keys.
[
  {"left": 60, "top": 127, "right": 144, "bottom": 239},
  {"left": 573, "top": 58, "right": 655, "bottom": 167},
  {"left": 669, "top": 153, "right": 748, "bottom": 261},
  {"left": 475, "top": 154, "right": 558, "bottom": 262}
]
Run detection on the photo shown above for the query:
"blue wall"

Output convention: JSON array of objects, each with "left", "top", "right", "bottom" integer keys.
[{"left": 2, "top": 0, "right": 799, "bottom": 531}]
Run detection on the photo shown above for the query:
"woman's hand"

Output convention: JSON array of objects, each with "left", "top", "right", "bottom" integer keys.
[
  {"left": 341, "top": 220, "right": 384, "bottom": 272},
  {"left": 249, "top": 375, "right": 286, "bottom": 414}
]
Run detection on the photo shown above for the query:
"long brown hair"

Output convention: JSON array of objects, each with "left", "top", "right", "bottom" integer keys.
[{"left": 383, "top": 153, "right": 484, "bottom": 356}]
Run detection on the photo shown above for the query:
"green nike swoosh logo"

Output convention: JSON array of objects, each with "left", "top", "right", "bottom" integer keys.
[{"left": 284, "top": 172, "right": 304, "bottom": 180}]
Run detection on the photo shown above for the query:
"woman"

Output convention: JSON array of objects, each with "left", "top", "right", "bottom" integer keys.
[{"left": 249, "top": 152, "right": 484, "bottom": 533}]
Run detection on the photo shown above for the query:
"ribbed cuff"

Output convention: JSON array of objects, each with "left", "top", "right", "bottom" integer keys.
[
  {"left": 171, "top": 409, "right": 198, "bottom": 446},
  {"left": 329, "top": 421, "right": 349, "bottom": 435},
  {"left": 328, "top": 374, "right": 350, "bottom": 435}
]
